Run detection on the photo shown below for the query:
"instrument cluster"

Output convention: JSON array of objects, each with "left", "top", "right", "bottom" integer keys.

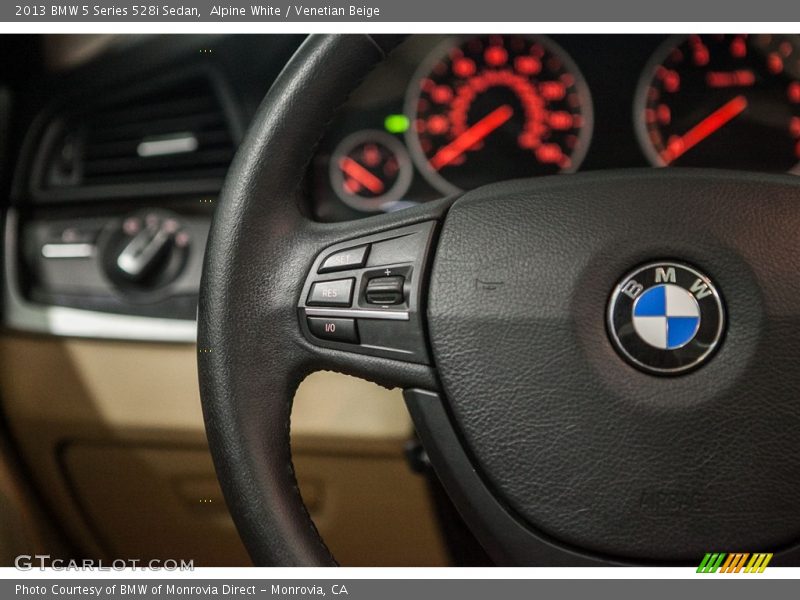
[{"left": 311, "top": 34, "right": 800, "bottom": 220}]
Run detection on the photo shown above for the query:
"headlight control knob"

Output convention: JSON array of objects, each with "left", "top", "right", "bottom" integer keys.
[{"left": 101, "top": 209, "right": 190, "bottom": 295}]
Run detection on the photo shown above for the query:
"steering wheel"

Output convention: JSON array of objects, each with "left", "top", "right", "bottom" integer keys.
[{"left": 198, "top": 34, "right": 800, "bottom": 566}]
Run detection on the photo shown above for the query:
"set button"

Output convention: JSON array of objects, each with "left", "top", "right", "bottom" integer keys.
[{"left": 318, "top": 245, "right": 369, "bottom": 273}]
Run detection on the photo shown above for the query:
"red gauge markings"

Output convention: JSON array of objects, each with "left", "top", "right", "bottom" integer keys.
[{"left": 406, "top": 35, "right": 592, "bottom": 193}]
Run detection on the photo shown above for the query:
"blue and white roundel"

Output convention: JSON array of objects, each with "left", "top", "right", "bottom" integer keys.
[{"left": 632, "top": 284, "right": 700, "bottom": 350}]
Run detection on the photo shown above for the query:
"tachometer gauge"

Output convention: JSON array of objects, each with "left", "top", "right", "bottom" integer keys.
[
  {"left": 635, "top": 34, "right": 800, "bottom": 172},
  {"left": 405, "top": 35, "right": 593, "bottom": 194},
  {"left": 329, "top": 130, "right": 413, "bottom": 212}
]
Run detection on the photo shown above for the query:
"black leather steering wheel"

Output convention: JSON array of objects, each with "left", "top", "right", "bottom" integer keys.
[{"left": 198, "top": 34, "right": 800, "bottom": 566}]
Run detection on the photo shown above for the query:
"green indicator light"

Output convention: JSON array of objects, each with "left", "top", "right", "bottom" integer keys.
[{"left": 384, "top": 114, "right": 410, "bottom": 134}]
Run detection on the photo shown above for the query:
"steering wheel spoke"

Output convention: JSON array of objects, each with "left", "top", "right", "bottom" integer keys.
[{"left": 301, "top": 213, "right": 440, "bottom": 368}]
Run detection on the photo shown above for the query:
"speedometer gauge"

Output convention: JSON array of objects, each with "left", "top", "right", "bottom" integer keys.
[
  {"left": 405, "top": 35, "right": 593, "bottom": 194},
  {"left": 635, "top": 34, "right": 800, "bottom": 172}
]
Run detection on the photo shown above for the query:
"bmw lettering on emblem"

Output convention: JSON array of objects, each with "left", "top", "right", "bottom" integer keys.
[{"left": 607, "top": 262, "right": 725, "bottom": 374}]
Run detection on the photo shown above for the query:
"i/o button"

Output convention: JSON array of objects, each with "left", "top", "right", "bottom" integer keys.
[{"left": 307, "top": 317, "right": 359, "bottom": 344}]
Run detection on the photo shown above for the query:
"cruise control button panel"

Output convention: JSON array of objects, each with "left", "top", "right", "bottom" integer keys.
[
  {"left": 307, "top": 278, "right": 354, "bottom": 307},
  {"left": 298, "top": 221, "right": 436, "bottom": 364}
]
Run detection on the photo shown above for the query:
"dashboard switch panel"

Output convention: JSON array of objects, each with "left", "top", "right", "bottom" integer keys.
[
  {"left": 15, "top": 206, "right": 209, "bottom": 323},
  {"left": 298, "top": 221, "right": 436, "bottom": 364}
]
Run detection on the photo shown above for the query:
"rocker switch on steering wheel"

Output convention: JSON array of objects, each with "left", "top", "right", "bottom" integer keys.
[{"left": 365, "top": 275, "right": 405, "bottom": 305}]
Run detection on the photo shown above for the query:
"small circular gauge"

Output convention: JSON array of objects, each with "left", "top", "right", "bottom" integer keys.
[
  {"left": 329, "top": 130, "right": 413, "bottom": 212},
  {"left": 635, "top": 34, "right": 800, "bottom": 172},
  {"left": 405, "top": 35, "right": 593, "bottom": 194}
]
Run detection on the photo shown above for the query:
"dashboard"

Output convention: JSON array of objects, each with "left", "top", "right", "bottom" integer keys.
[
  {"left": 312, "top": 34, "right": 800, "bottom": 221},
  {"left": 6, "top": 33, "right": 800, "bottom": 342}
]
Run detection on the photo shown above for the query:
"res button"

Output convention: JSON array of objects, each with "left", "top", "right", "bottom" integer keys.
[
  {"left": 307, "top": 278, "right": 354, "bottom": 307},
  {"left": 318, "top": 245, "right": 369, "bottom": 273},
  {"left": 307, "top": 317, "right": 359, "bottom": 344}
]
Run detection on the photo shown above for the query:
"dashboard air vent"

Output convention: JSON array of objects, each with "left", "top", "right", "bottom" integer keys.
[{"left": 35, "top": 70, "right": 240, "bottom": 200}]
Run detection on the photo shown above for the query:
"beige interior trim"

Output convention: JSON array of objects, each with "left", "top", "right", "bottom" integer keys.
[{"left": 0, "top": 334, "right": 447, "bottom": 566}]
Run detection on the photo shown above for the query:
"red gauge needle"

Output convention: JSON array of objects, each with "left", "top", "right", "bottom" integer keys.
[
  {"left": 429, "top": 104, "right": 514, "bottom": 171},
  {"left": 339, "top": 156, "right": 385, "bottom": 195},
  {"left": 661, "top": 95, "right": 749, "bottom": 164}
]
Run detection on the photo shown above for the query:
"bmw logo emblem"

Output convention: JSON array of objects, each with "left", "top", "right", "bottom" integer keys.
[{"left": 607, "top": 262, "right": 725, "bottom": 375}]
